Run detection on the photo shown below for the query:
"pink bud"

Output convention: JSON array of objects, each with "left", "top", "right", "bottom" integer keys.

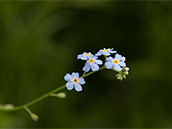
[
  {"left": 125, "top": 67, "right": 129, "bottom": 71},
  {"left": 121, "top": 57, "right": 126, "bottom": 62}
]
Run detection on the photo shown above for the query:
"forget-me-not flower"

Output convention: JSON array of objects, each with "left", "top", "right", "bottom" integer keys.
[
  {"left": 105, "top": 54, "right": 126, "bottom": 71},
  {"left": 96, "top": 48, "right": 117, "bottom": 56},
  {"left": 64, "top": 72, "right": 86, "bottom": 92},
  {"left": 77, "top": 52, "right": 93, "bottom": 60},
  {"left": 83, "top": 57, "right": 103, "bottom": 72}
]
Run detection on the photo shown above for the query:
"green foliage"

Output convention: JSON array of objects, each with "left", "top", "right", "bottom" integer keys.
[{"left": 0, "top": 1, "right": 172, "bottom": 128}]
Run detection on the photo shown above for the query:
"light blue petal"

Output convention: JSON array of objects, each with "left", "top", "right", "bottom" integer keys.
[
  {"left": 83, "top": 63, "right": 90, "bottom": 72},
  {"left": 90, "top": 55, "right": 97, "bottom": 59},
  {"left": 90, "top": 63, "right": 99, "bottom": 71},
  {"left": 75, "top": 83, "right": 83, "bottom": 92},
  {"left": 64, "top": 73, "right": 72, "bottom": 81},
  {"left": 72, "top": 72, "right": 79, "bottom": 78},
  {"left": 103, "top": 51, "right": 110, "bottom": 56},
  {"left": 105, "top": 62, "right": 113, "bottom": 69},
  {"left": 115, "top": 54, "right": 122, "bottom": 60},
  {"left": 95, "top": 59, "right": 103, "bottom": 65},
  {"left": 66, "top": 82, "right": 74, "bottom": 90},
  {"left": 78, "top": 78, "right": 86, "bottom": 84},
  {"left": 77, "top": 54, "right": 87, "bottom": 60},
  {"left": 77, "top": 54, "right": 82, "bottom": 59},
  {"left": 106, "top": 57, "right": 114, "bottom": 62},
  {"left": 109, "top": 48, "right": 117, "bottom": 53},
  {"left": 119, "top": 62, "right": 126, "bottom": 67},
  {"left": 95, "top": 51, "right": 102, "bottom": 56},
  {"left": 114, "top": 64, "right": 122, "bottom": 71},
  {"left": 81, "top": 56, "right": 88, "bottom": 60}
]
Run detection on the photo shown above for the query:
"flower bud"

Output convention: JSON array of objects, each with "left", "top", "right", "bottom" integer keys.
[
  {"left": 116, "top": 74, "right": 121, "bottom": 78},
  {"left": 51, "top": 92, "right": 66, "bottom": 99},
  {"left": 117, "top": 76, "right": 123, "bottom": 81},
  {"left": 30, "top": 113, "right": 39, "bottom": 122},
  {"left": 0, "top": 104, "right": 14, "bottom": 110},
  {"left": 121, "top": 56, "right": 126, "bottom": 62},
  {"left": 125, "top": 67, "right": 129, "bottom": 72},
  {"left": 122, "top": 75, "right": 126, "bottom": 79},
  {"left": 123, "top": 71, "right": 129, "bottom": 75}
]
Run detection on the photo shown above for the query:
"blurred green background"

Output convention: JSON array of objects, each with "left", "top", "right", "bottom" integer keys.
[{"left": 0, "top": 1, "right": 172, "bottom": 128}]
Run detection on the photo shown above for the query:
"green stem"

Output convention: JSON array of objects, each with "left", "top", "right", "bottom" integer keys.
[
  {"left": 24, "top": 106, "right": 33, "bottom": 115},
  {"left": 103, "top": 55, "right": 107, "bottom": 67},
  {"left": 81, "top": 66, "right": 106, "bottom": 78},
  {"left": 0, "top": 85, "right": 66, "bottom": 111},
  {"left": 0, "top": 66, "right": 106, "bottom": 112}
]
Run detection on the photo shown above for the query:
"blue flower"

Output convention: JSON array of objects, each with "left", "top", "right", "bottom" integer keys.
[
  {"left": 83, "top": 57, "right": 103, "bottom": 72},
  {"left": 96, "top": 48, "right": 117, "bottom": 56},
  {"left": 105, "top": 54, "right": 126, "bottom": 71},
  {"left": 77, "top": 52, "right": 93, "bottom": 60},
  {"left": 64, "top": 72, "right": 86, "bottom": 92}
]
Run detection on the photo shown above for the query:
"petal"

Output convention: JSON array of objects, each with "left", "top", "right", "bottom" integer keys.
[
  {"left": 95, "top": 59, "right": 103, "bottom": 65},
  {"left": 106, "top": 57, "right": 113, "bottom": 62},
  {"left": 83, "top": 63, "right": 90, "bottom": 72},
  {"left": 81, "top": 56, "right": 88, "bottom": 60},
  {"left": 66, "top": 82, "right": 74, "bottom": 90},
  {"left": 72, "top": 72, "right": 79, "bottom": 78},
  {"left": 118, "top": 62, "right": 126, "bottom": 67},
  {"left": 103, "top": 51, "right": 110, "bottom": 56},
  {"left": 77, "top": 54, "right": 82, "bottom": 59},
  {"left": 109, "top": 48, "right": 117, "bottom": 53},
  {"left": 105, "top": 62, "right": 113, "bottom": 69},
  {"left": 78, "top": 78, "right": 86, "bottom": 84},
  {"left": 90, "top": 63, "right": 99, "bottom": 71},
  {"left": 77, "top": 54, "right": 87, "bottom": 60},
  {"left": 114, "top": 64, "right": 122, "bottom": 71},
  {"left": 115, "top": 54, "right": 122, "bottom": 60},
  {"left": 75, "top": 83, "right": 83, "bottom": 92},
  {"left": 95, "top": 51, "right": 102, "bottom": 56},
  {"left": 64, "top": 73, "right": 72, "bottom": 81}
]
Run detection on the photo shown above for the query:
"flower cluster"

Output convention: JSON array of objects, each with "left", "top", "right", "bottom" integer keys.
[{"left": 64, "top": 48, "right": 129, "bottom": 92}]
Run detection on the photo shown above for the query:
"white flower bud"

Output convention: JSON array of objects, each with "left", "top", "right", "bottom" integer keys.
[
  {"left": 124, "top": 72, "right": 129, "bottom": 75},
  {"left": 30, "top": 113, "right": 39, "bottom": 122},
  {"left": 0, "top": 104, "right": 14, "bottom": 110},
  {"left": 51, "top": 92, "right": 66, "bottom": 99}
]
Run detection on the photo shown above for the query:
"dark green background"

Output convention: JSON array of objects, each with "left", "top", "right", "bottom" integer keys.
[{"left": 0, "top": 1, "right": 172, "bottom": 128}]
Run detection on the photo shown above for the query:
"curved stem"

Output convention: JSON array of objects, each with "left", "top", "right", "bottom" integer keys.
[
  {"left": 0, "top": 85, "right": 66, "bottom": 111},
  {"left": 0, "top": 66, "right": 106, "bottom": 112},
  {"left": 81, "top": 66, "right": 106, "bottom": 78}
]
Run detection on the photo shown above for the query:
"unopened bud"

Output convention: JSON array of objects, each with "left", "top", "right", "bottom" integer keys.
[
  {"left": 117, "top": 76, "right": 123, "bottom": 81},
  {"left": 30, "top": 113, "right": 39, "bottom": 122},
  {"left": 123, "top": 71, "right": 129, "bottom": 75},
  {"left": 116, "top": 74, "right": 121, "bottom": 78},
  {"left": 125, "top": 67, "right": 129, "bottom": 72},
  {"left": 121, "top": 57, "right": 126, "bottom": 62},
  {"left": 122, "top": 75, "right": 126, "bottom": 79},
  {"left": 0, "top": 104, "right": 14, "bottom": 110},
  {"left": 51, "top": 92, "right": 66, "bottom": 99}
]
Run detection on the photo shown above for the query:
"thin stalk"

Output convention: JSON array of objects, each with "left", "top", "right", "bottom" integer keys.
[
  {"left": 24, "top": 106, "right": 32, "bottom": 115},
  {"left": 0, "top": 66, "right": 107, "bottom": 112}
]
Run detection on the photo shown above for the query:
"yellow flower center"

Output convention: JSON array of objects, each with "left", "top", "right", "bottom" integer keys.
[
  {"left": 73, "top": 78, "right": 78, "bottom": 83},
  {"left": 85, "top": 53, "right": 90, "bottom": 56},
  {"left": 103, "top": 49, "right": 108, "bottom": 51},
  {"left": 113, "top": 60, "right": 118, "bottom": 64},
  {"left": 89, "top": 59, "right": 94, "bottom": 63}
]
